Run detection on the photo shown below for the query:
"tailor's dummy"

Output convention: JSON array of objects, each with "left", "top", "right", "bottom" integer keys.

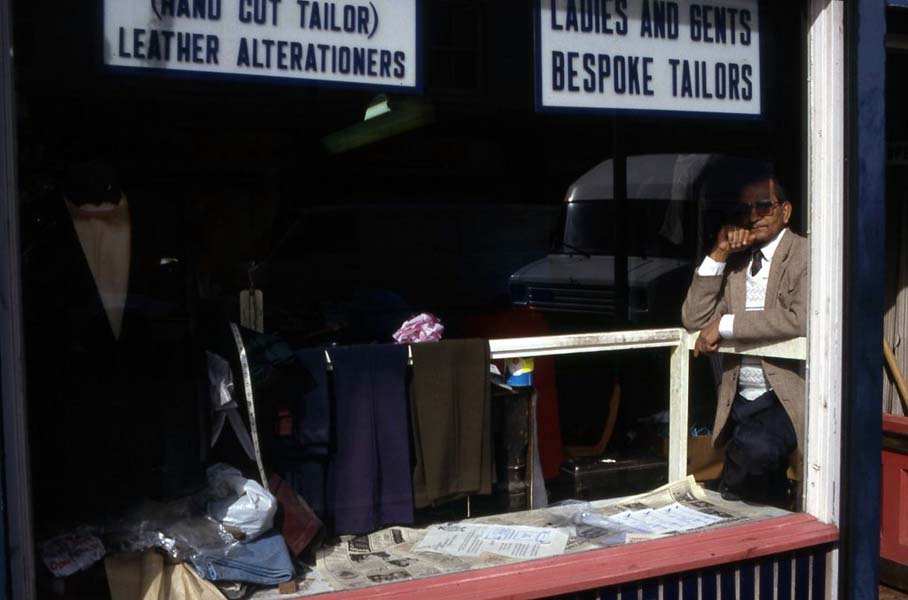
[
  {"left": 24, "top": 161, "right": 206, "bottom": 532},
  {"left": 64, "top": 161, "right": 131, "bottom": 338}
]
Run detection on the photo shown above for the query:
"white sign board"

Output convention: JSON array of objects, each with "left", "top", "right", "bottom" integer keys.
[
  {"left": 104, "top": 0, "right": 420, "bottom": 91},
  {"left": 536, "top": 0, "right": 761, "bottom": 116}
]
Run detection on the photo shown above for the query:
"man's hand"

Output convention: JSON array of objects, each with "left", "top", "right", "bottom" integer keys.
[
  {"left": 710, "top": 224, "right": 756, "bottom": 263},
  {"left": 693, "top": 317, "right": 723, "bottom": 357}
]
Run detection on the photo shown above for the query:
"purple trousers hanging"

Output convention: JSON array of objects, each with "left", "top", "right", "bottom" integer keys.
[
  {"left": 291, "top": 349, "right": 333, "bottom": 519},
  {"left": 327, "top": 344, "right": 413, "bottom": 534}
]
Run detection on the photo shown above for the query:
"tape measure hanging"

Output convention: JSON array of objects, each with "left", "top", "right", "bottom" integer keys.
[{"left": 229, "top": 322, "right": 269, "bottom": 487}]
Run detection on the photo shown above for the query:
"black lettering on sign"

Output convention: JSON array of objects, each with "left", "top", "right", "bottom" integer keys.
[
  {"left": 669, "top": 58, "right": 679, "bottom": 96},
  {"left": 551, "top": 0, "right": 627, "bottom": 35},
  {"left": 690, "top": 5, "right": 701, "bottom": 41},
  {"left": 702, "top": 6, "right": 713, "bottom": 42},
  {"left": 393, "top": 51, "right": 406, "bottom": 78},
  {"left": 118, "top": 27, "right": 131, "bottom": 58},
  {"left": 689, "top": 4, "right": 752, "bottom": 45},
  {"left": 740, "top": 10, "right": 752, "bottom": 45},
  {"left": 642, "top": 56, "right": 653, "bottom": 95},
  {"left": 194, "top": 0, "right": 221, "bottom": 19},
  {"left": 177, "top": 31, "right": 191, "bottom": 62},
  {"left": 552, "top": 51, "right": 565, "bottom": 90},
  {"left": 237, "top": 37, "right": 250, "bottom": 66},
  {"left": 338, "top": 46, "right": 350, "bottom": 74},
  {"left": 640, "top": 0, "right": 678, "bottom": 39},
  {"left": 567, "top": 51, "right": 580, "bottom": 91},
  {"left": 206, "top": 35, "right": 219, "bottom": 64},
  {"left": 262, "top": 39, "right": 275, "bottom": 67},
  {"left": 565, "top": 0, "right": 579, "bottom": 31},
  {"left": 159, "top": 0, "right": 222, "bottom": 18},
  {"left": 380, "top": 49, "right": 392, "bottom": 77},
  {"left": 727, "top": 8, "right": 738, "bottom": 44},
  {"left": 613, "top": 55, "right": 625, "bottom": 94},
  {"left": 551, "top": 0, "right": 564, "bottom": 30},
  {"left": 741, "top": 64, "right": 752, "bottom": 99},
  {"left": 715, "top": 62, "right": 726, "bottom": 98},
  {"left": 714, "top": 7, "right": 726, "bottom": 43},
  {"left": 681, "top": 59, "right": 692, "bottom": 97},
  {"left": 297, "top": 0, "right": 353, "bottom": 31},
  {"left": 598, "top": 54, "right": 611, "bottom": 91},
  {"left": 276, "top": 40, "right": 288, "bottom": 69},
  {"left": 627, "top": 55, "right": 640, "bottom": 94},
  {"left": 582, "top": 53, "right": 596, "bottom": 91},
  {"left": 133, "top": 28, "right": 146, "bottom": 59},
  {"left": 699, "top": 60, "right": 712, "bottom": 98},
  {"left": 729, "top": 62, "right": 740, "bottom": 98},
  {"left": 290, "top": 42, "right": 303, "bottom": 69},
  {"left": 305, "top": 43, "right": 318, "bottom": 70},
  {"left": 615, "top": 0, "right": 627, "bottom": 34},
  {"left": 240, "top": 0, "right": 281, "bottom": 25}
]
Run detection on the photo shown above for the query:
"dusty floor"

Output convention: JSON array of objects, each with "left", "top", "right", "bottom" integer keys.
[{"left": 881, "top": 584, "right": 908, "bottom": 599}]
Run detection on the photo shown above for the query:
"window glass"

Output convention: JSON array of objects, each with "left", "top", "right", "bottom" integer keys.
[{"left": 13, "top": 0, "right": 807, "bottom": 594}]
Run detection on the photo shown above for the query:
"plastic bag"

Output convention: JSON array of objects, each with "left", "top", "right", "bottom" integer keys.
[
  {"left": 100, "top": 495, "right": 236, "bottom": 562},
  {"left": 206, "top": 464, "right": 276, "bottom": 542}
]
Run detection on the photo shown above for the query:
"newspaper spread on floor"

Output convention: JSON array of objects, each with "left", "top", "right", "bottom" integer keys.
[{"left": 251, "top": 476, "right": 788, "bottom": 598}]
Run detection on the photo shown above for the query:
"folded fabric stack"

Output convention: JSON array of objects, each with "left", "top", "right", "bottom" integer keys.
[{"left": 190, "top": 530, "right": 294, "bottom": 586}]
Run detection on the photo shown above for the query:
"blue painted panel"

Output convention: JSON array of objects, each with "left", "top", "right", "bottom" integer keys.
[
  {"left": 641, "top": 579, "right": 660, "bottom": 600},
  {"left": 740, "top": 561, "right": 757, "bottom": 600},
  {"left": 777, "top": 556, "right": 792, "bottom": 600},
  {"left": 720, "top": 568, "right": 737, "bottom": 600},
  {"left": 759, "top": 558, "right": 775, "bottom": 600},
  {"left": 812, "top": 550, "right": 827, "bottom": 600},
  {"left": 662, "top": 575, "right": 680, "bottom": 600},
  {"left": 701, "top": 569, "right": 717, "bottom": 600},
  {"left": 844, "top": 1, "right": 886, "bottom": 599},
  {"left": 681, "top": 571, "right": 698, "bottom": 600},
  {"left": 620, "top": 582, "right": 638, "bottom": 600},
  {"left": 794, "top": 554, "right": 810, "bottom": 600}
]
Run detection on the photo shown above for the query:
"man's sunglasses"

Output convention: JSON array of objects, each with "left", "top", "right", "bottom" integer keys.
[{"left": 737, "top": 199, "right": 781, "bottom": 217}]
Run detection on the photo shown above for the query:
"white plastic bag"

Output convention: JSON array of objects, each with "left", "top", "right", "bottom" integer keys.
[{"left": 206, "top": 463, "right": 276, "bottom": 541}]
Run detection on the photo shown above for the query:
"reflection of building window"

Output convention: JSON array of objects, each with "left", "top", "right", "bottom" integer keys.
[{"left": 428, "top": 0, "right": 484, "bottom": 92}]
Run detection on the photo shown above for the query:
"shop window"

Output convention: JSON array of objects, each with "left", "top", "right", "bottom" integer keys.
[{"left": 11, "top": 0, "right": 813, "bottom": 597}]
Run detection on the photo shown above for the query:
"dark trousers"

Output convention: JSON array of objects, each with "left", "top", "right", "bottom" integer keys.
[
  {"left": 328, "top": 344, "right": 414, "bottom": 534},
  {"left": 722, "top": 390, "right": 797, "bottom": 507}
]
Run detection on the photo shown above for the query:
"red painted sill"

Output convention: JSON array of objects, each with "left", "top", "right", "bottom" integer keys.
[{"left": 299, "top": 513, "right": 838, "bottom": 600}]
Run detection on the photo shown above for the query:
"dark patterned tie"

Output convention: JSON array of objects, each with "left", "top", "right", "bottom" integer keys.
[{"left": 751, "top": 248, "right": 764, "bottom": 276}]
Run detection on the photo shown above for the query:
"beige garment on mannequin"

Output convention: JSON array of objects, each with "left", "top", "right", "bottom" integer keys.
[
  {"left": 65, "top": 196, "right": 131, "bottom": 339},
  {"left": 105, "top": 550, "right": 225, "bottom": 600}
]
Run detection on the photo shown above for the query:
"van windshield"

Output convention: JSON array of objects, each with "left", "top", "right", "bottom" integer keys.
[{"left": 562, "top": 199, "right": 694, "bottom": 260}]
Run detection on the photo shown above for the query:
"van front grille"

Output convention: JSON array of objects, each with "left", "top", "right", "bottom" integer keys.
[{"left": 525, "top": 285, "right": 617, "bottom": 315}]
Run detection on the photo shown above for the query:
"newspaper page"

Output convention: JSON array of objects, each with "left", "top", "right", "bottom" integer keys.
[
  {"left": 413, "top": 523, "right": 569, "bottom": 559},
  {"left": 270, "top": 477, "right": 789, "bottom": 596}
]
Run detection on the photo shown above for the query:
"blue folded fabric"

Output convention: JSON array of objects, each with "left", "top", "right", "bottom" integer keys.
[{"left": 191, "top": 530, "right": 294, "bottom": 585}]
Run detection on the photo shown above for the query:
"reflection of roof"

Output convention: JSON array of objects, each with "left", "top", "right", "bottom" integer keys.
[{"left": 565, "top": 154, "right": 717, "bottom": 202}]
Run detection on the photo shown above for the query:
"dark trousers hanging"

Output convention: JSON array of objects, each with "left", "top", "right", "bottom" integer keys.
[
  {"left": 289, "top": 349, "right": 334, "bottom": 519},
  {"left": 328, "top": 344, "right": 414, "bottom": 534}
]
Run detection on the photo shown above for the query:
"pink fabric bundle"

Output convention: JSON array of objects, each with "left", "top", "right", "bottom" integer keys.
[{"left": 393, "top": 313, "right": 445, "bottom": 344}]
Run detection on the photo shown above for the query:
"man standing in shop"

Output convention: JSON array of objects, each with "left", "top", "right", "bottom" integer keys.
[{"left": 681, "top": 165, "right": 807, "bottom": 507}]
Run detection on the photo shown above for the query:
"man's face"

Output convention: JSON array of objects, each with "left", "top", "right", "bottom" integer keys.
[{"left": 738, "top": 179, "right": 792, "bottom": 244}]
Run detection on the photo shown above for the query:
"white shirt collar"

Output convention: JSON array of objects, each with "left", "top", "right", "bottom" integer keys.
[{"left": 758, "top": 227, "right": 787, "bottom": 261}]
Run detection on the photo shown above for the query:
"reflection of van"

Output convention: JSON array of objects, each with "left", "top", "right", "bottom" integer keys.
[{"left": 508, "top": 154, "right": 720, "bottom": 324}]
